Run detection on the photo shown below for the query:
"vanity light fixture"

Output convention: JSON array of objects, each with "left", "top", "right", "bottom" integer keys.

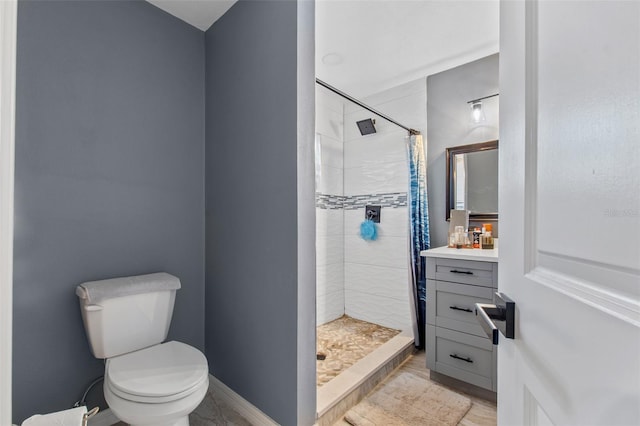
[
  {"left": 467, "top": 93, "right": 499, "bottom": 124},
  {"left": 470, "top": 101, "right": 485, "bottom": 123}
]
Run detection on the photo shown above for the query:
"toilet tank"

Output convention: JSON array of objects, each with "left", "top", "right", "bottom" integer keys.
[{"left": 76, "top": 273, "right": 181, "bottom": 359}]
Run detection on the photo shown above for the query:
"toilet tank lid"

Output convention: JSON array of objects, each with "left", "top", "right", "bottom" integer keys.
[{"left": 76, "top": 272, "right": 181, "bottom": 304}]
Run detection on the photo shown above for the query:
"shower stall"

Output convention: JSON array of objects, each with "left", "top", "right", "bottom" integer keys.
[{"left": 314, "top": 78, "right": 429, "bottom": 421}]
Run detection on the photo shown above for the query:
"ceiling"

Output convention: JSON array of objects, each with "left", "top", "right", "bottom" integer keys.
[
  {"left": 146, "top": 0, "right": 236, "bottom": 31},
  {"left": 146, "top": 0, "right": 499, "bottom": 98},
  {"left": 316, "top": 0, "right": 500, "bottom": 98}
]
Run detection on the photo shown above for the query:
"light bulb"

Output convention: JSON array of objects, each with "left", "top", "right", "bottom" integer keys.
[{"left": 471, "top": 101, "right": 485, "bottom": 123}]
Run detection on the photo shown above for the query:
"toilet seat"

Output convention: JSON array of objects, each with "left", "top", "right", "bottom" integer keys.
[{"left": 106, "top": 341, "right": 208, "bottom": 404}]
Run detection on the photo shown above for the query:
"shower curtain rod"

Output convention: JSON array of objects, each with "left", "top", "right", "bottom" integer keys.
[{"left": 315, "top": 78, "right": 420, "bottom": 136}]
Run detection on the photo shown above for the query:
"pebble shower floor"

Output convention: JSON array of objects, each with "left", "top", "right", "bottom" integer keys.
[{"left": 316, "top": 315, "right": 400, "bottom": 387}]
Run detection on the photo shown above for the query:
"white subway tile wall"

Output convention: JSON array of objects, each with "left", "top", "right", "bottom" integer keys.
[
  {"left": 316, "top": 208, "right": 344, "bottom": 236},
  {"left": 343, "top": 129, "right": 408, "bottom": 169},
  {"left": 316, "top": 86, "right": 345, "bottom": 325},
  {"left": 316, "top": 108, "right": 344, "bottom": 143},
  {"left": 317, "top": 134, "right": 343, "bottom": 169},
  {"left": 317, "top": 290, "right": 346, "bottom": 326},
  {"left": 316, "top": 161, "right": 344, "bottom": 196},
  {"left": 316, "top": 235, "right": 345, "bottom": 268},
  {"left": 345, "top": 263, "right": 409, "bottom": 299},
  {"left": 344, "top": 234, "right": 408, "bottom": 269},
  {"left": 343, "top": 163, "right": 408, "bottom": 196},
  {"left": 344, "top": 289, "right": 412, "bottom": 332}
]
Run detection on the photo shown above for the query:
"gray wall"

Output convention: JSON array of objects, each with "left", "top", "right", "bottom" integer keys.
[
  {"left": 204, "top": 1, "right": 315, "bottom": 424},
  {"left": 13, "top": 1, "right": 205, "bottom": 422},
  {"left": 427, "top": 54, "right": 499, "bottom": 247}
]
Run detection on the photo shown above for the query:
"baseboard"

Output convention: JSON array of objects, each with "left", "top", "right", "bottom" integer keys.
[
  {"left": 87, "top": 408, "right": 119, "bottom": 426},
  {"left": 86, "top": 377, "right": 277, "bottom": 426},
  {"left": 208, "top": 374, "right": 279, "bottom": 426},
  {"left": 429, "top": 370, "right": 497, "bottom": 403}
]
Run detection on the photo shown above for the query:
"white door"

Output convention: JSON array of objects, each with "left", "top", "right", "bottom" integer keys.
[{"left": 499, "top": 1, "right": 640, "bottom": 425}]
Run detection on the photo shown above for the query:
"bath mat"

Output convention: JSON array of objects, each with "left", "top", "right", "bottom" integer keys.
[{"left": 344, "top": 371, "right": 472, "bottom": 426}]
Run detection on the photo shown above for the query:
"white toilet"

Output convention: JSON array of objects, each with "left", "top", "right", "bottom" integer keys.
[{"left": 76, "top": 272, "right": 208, "bottom": 426}]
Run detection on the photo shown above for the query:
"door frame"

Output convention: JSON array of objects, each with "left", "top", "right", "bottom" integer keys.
[{"left": 0, "top": 0, "right": 17, "bottom": 423}]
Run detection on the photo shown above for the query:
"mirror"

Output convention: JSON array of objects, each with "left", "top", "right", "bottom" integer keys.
[{"left": 446, "top": 140, "right": 498, "bottom": 221}]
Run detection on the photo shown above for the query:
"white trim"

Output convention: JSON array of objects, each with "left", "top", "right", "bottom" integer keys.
[
  {"left": 0, "top": 0, "right": 17, "bottom": 424},
  {"left": 208, "top": 375, "right": 279, "bottom": 426},
  {"left": 296, "top": 1, "right": 317, "bottom": 424},
  {"left": 528, "top": 266, "right": 640, "bottom": 328},
  {"left": 86, "top": 408, "right": 119, "bottom": 426},
  {"left": 523, "top": 0, "right": 539, "bottom": 274},
  {"left": 82, "top": 376, "right": 280, "bottom": 426}
]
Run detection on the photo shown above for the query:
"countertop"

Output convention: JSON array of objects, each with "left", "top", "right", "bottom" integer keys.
[{"left": 420, "top": 241, "right": 498, "bottom": 262}]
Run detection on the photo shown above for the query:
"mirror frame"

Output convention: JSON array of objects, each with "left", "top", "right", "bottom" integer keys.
[{"left": 446, "top": 140, "right": 499, "bottom": 222}]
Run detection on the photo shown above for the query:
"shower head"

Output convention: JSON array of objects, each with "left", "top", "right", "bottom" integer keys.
[{"left": 356, "top": 118, "right": 377, "bottom": 136}]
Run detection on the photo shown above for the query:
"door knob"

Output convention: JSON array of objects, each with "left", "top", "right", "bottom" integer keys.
[{"left": 475, "top": 292, "right": 515, "bottom": 344}]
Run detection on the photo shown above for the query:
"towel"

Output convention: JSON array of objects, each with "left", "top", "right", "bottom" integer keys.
[
  {"left": 360, "top": 219, "right": 378, "bottom": 241},
  {"left": 21, "top": 406, "right": 86, "bottom": 426},
  {"left": 76, "top": 272, "right": 181, "bottom": 304}
]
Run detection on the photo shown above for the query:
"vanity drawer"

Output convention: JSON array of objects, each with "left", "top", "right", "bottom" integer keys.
[
  {"left": 427, "top": 280, "right": 494, "bottom": 337},
  {"left": 427, "top": 325, "right": 496, "bottom": 391},
  {"left": 430, "top": 258, "right": 496, "bottom": 287}
]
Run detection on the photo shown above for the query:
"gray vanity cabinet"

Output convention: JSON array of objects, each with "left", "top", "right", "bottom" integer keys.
[{"left": 426, "top": 257, "right": 498, "bottom": 392}]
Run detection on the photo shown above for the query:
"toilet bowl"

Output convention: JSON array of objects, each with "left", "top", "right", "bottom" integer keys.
[
  {"left": 105, "top": 382, "right": 207, "bottom": 426},
  {"left": 76, "top": 273, "right": 209, "bottom": 426},
  {"left": 103, "top": 341, "right": 209, "bottom": 426}
]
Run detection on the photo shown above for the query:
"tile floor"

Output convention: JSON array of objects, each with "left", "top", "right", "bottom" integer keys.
[
  {"left": 112, "top": 383, "right": 252, "bottom": 426},
  {"left": 333, "top": 350, "right": 497, "bottom": 426},
  {"left": 317, "top": 315, "right": 400, "bottom": 387}
]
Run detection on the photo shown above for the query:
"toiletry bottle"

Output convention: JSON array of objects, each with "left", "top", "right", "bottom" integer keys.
[
  {"left": 481, "top": 231, "right": 494, "bottom": 249},
  {"left": 449, "top": 233, "right": 456, "bottom": 248},
  {"left": 472, "top": 227, "right": 481, "bottom": 249},
  {"left": 481, "top": 224, "right": 494, "bottom": 250},
  {"left": 454, "top": 225, "right": 465, "bottom": 249}
]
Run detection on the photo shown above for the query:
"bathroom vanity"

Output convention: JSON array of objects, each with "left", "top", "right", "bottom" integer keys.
[{"left": 420, "top": 244, "right": 498, "bottom": 399}]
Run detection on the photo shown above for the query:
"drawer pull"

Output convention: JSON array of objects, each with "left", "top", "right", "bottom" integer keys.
[
  {"left": 449, "top": 305, "right": 473, "bottom": 313},
  {"left": 450, "top": 353, "right": 473, "bottom": 363},
  {"left": 450, "top": 269, "right": 473, "bottom": 275}
]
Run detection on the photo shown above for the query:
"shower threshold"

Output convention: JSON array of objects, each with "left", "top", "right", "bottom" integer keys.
[{"left": 315, "top": 320, "right": 414, "bottom": 425}]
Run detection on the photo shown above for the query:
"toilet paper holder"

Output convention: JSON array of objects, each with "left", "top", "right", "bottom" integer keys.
[{"left": 82, "top": 407, "right": 99, "bottom": 426}]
